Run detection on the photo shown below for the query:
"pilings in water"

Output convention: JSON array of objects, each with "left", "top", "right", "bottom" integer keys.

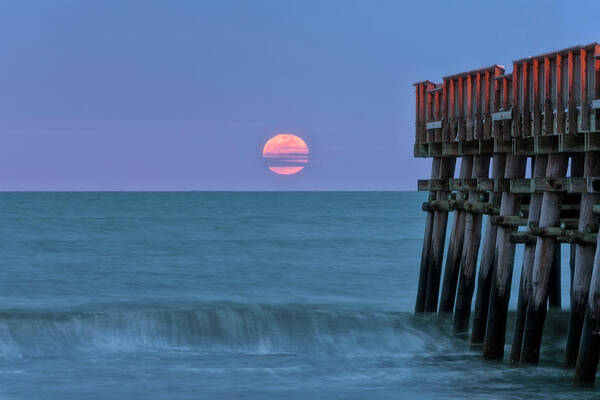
[
  {"left": 439, "top": 156, "right": 473, "bottom": 313},
  {"left": 575, "top": 233, "right": 600, "bottom": 383},
  {"left": 424, "top": 157, "right": 456, "bottom": 312},
  {"left": 520, "top": 154, "right": 570, "bottom": 364},
  {"left": 413, "top": 42, "right": 600, "bottom": 383},
  {"left": 549, "top": 244, "right": 562, "bottom": 309},
  {"left": 483, "top": 154, "right": 527, "bottom": 360},
  {"left": 566, "top": 152, "right": 600, "bottom": 367},
  {"left": 415, "top": 157, "right": 441, "bottom": 314},
  {"left": 510, "top": 155, "right": 548, "bottom": 364},
  {"left": 453, "top": 154, "right": 490, "bottom": 333},
  {"left": 470, "top": 154, "right": 505, "bottom": 347}
]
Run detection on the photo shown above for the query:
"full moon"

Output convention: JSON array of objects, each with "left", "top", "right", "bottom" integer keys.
[{"left": 262, "top": 134, "right": 309, "bottom": 175}]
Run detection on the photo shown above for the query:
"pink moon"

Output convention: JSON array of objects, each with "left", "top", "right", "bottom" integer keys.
[{"left": 262, "top": 134, "right": 309, "bottom": 175}]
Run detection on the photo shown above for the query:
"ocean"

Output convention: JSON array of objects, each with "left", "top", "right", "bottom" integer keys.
[{"left": 0, "top": 191, "right": 596, "bottom": 399}]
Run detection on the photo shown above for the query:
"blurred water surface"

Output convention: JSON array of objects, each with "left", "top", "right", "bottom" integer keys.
[{"left": 0, "top": 192, "right": 592, "bottom": 399}]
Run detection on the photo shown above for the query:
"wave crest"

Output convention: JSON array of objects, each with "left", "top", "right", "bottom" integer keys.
[{"left": 0, "top": 303, "right": 461, "bottom": 358}]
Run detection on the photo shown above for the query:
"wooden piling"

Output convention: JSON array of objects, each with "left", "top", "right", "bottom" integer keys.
[
  {"left": 542, "top": 54, "right": 561, "bottom": 311},
  {"left": 453, "top": 155, "right": 491, "bottom": 332},
  {"left": 415, "top": 158, "right": 442, "bottom": 313},
  {"left": 510, "top": 155, "right": 548, "bottom": 364},
  {"left": 520, "top": 153, "right": 570, "bottom": 365},
  {"left": 482, "top": 154, "right": 527, "bottom": 360},
  {"left": 565, "top": 152, "right": 600, "bottom": 367},
  {"left": 424, "top": 157, "right": 456, "bottom": 312},
  {"left": 439, "top": 156, "right": 474, "bottom": 313},
  {"left": 510, "top": 54, "right": 547, "bottom": 363},
  {"left": 574, "top": 232, "right": 600, "bottom": 384},
  {"left": 570, "top": 154, "right": 585, "bottom": 299},
  {"left": 470, "top": 162, "right": 507, "bottom": 348},
  {"left": 415, "top": 80, "right": 439, "bottom": 314},
  {"left": 471, "top": 65, "right": 506, "bottom": 347},
  {"left": 548, "top": 244, "right": 562, "bottom": 309}
]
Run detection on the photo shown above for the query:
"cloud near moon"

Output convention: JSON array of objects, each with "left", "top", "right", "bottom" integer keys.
[{"left": 262, "top": 134, "right": 309, "bottom": 175}]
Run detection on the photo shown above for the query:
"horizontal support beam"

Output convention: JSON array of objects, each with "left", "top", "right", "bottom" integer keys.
[
  {"left": 417, "top": 179, "right": 448, "bottom": 191},
  {"left": 417, "top": 177, "right": 600, "bottom": 194},
  {"left": 414, "top": 133, "right": 600, "bottom": 158},
  {"left": 422, "top": 200, "right": 452, "bottom": 212},
  {"left": 509, "top": 230, "right": 597, "bottom": 245},
  {"left": 491, "top": 216, "right": 527, "bottom": 227},
  {"left": 509, "top": 231, "right": 536, "bottom": 245},
  {"left": 510, "top": 177, "right": 568, "bottom": 193},
  {"left": 463, "top": 201, "right": 498, "bottom": 215},
  {"left": 565, "top": 231, "right": 598, "bottom": 245},
  {"left": 530, "top": 226, "right": 565, "bottom": 237},
  {"left": 449, "top": 178, "right": 478, "bottom": 192}
]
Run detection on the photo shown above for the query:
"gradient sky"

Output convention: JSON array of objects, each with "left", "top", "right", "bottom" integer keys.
[{"left": 2, "top": 0, "right": 600, "bottom": 190}]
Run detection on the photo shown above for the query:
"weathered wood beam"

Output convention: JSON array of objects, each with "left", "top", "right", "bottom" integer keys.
[
  {"left": 417, "top": 179, "right": 448, "bottom": 192},
  {"left": 485, "top": 70, "right": 492, "bottom": 139},
  {"left": 470, "top": 154, "right": 506, "bottom": 349},
  {"left": 439, "top": 156, "right": 474, "bottom": 313},
  {"left": 566, "top": 152, "right": 600, "bottom": 367},
  {"left": 570, "top": 154, "right": 585, "bottom": 317},
  {"left": 482, "top": 155, "right": 527, "bottom": 359},
  {"left": 560, "top": 133, "right": 585, "bottom": 153},
  {"left": 511, "top": 229, "right": 598, "bottom": 245},
  {"left": 568, "top": 51, "right": 576, "bottom": 134},
  {"left": 491, "top": 215, "right": 528, "bottom": 227},
  {"left": 544, "top": 56, "right": 553, "bottom": 134},
  {"left": 510, "top": 155, "right": 547, "bottom": 364},
  {"left": 556, "top": 54, "right": 565, "bottom": 134},
  {"left": 476, "top": 72, "right": 483, "bottom": 139},
  {"left": 512, "top": 63, "right": 521, "bottom": 137},
  {"left": 574, "top": 228, "right": 600, "bottom": 383},
  {"left": 548, "top": 244, "right": 562, "bottom": 309},
  {"left": 522, "top": 61, "right": 531, "bottom": 137},
  {"left": 434, "top": 89, "right": 442, "bottom": 142},
  {"left": 424, "top": 157, "right": 457, "bottom": 312},
  {"left": 458, "top": 77, "right": 465, "bottom": 140},
  {"left": 510, "top": 231, "right": 536, "bottom": 244},
  {"left": 449, "top": 79, "right": 456, "bottom": 141},
  {"left": 581, "top": 48, "right": 589, "bottom": 131},
  {"left": 467, "top": 74, "right": 474, "bottom": 141},
  {"left": 442, "top": 80, "right": 449, "bottom": 141},
  {"left": 442, "top": 142, "right": 459, "bottom": 157},
  {"left": 594, "top": 44, "right": 600, "bottom": 132},
  {"left": 533, "top": 59, "right": 542, "bottom": 135},
  {"left": 414, "top": 143, "right": 429, "bottom": 158},
  {"left": 415, "top": 83, "right": 422, "bottom": 144},
  {"left": 422, "top": 200, "right": 451, "bottom": 212},
  {"left": 415, "top": 157, "right": 441, "bottom": 313},
  {"left": 520, "top": 153, "right": 570, "bottom": 365},
  {"left": 454, "top": 155, "right": 491, "bottom": 332},
  {"left": 502, "top": 75, "right": 511, "bottom": 140}
]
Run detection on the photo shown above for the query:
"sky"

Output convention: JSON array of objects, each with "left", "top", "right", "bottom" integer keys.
[{"left": 2, "top": 0, "right": 600, "bottom": 190}]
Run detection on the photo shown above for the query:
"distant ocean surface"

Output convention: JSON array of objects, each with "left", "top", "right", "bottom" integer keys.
[{"left": 0, "top": 192, "right": 596, "bottom": 399}]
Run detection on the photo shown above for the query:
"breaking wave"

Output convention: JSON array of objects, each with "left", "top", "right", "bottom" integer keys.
[{"left": 0, "top": 302, "right": 462, "bottom": 359}]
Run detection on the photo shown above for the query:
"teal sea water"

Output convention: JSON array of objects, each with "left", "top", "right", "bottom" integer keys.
[{"left": 0, "top": 192, "right": 596, "bottom": 399}]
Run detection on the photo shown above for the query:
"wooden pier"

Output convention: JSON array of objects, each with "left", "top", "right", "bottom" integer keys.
[{"left": 414, "top": 43, "right": 600, "bottom": 383}]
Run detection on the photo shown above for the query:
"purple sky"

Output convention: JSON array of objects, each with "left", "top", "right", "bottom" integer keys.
[{"left": 2, "top": 1, "right": 599, "bottom": 190}]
